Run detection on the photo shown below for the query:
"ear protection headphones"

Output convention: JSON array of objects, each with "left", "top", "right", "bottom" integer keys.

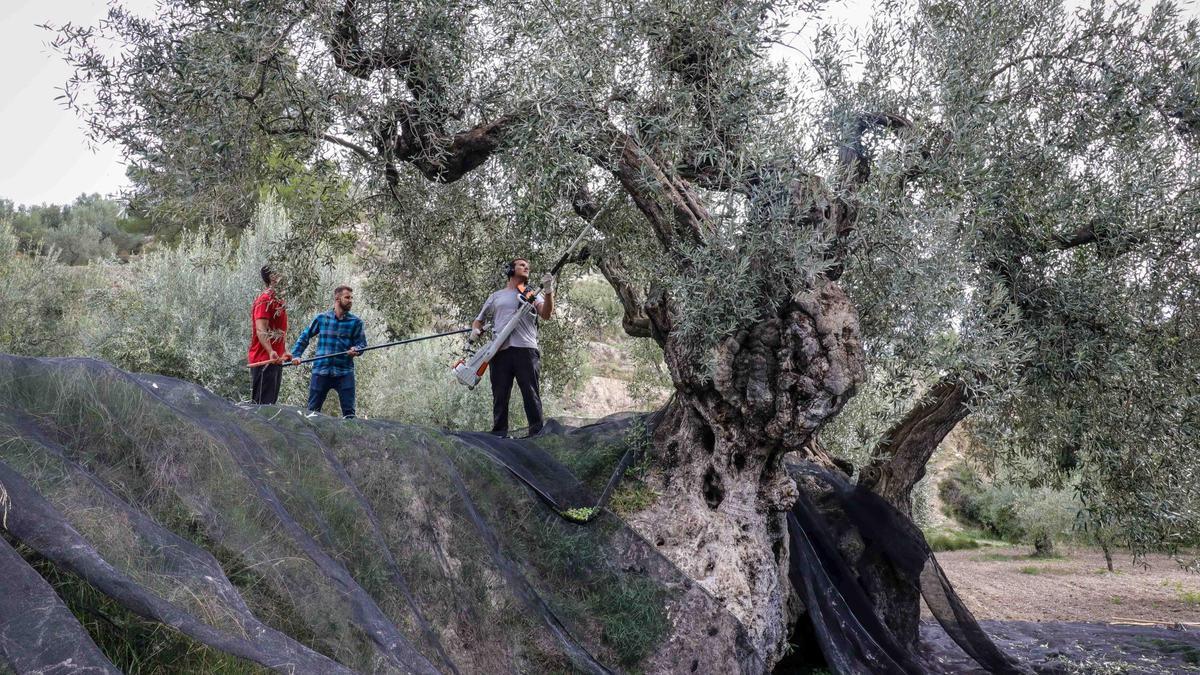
[{"left": 503, "top": 259, "right": 517, "bottom": 278}]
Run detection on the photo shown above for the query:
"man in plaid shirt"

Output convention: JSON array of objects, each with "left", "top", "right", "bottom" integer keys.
[{"left": 291, "top": 285, "right": 368, "bottom": 418}]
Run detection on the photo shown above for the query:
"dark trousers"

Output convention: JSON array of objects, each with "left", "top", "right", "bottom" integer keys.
[
  {"left": 250, "top": 364, "right": 283, "bottom": 404},
  {"left": 307, "top": 372, "right": 357, "bottom": 418},
  {"left": 489, "top": 347, "right": 543, "bottom": 436}
]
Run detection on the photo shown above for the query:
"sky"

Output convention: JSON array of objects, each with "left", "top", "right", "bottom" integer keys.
[
  {"left": 0, "top": 0, "right": 157, "bottom": 207},
  {"left": 0, "top": 0, "right": 875, "bottom": 208},
  {"left": 0, "top": 0, "right": 1194, "bottom": 208}
]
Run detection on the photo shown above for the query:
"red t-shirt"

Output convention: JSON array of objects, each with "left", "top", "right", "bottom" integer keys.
[{"left": 248, "top": 288, "right": 288, "bottom": 365}]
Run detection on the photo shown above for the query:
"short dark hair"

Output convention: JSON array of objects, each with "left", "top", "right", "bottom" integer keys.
[
  {"left": 504, "top": 258, "right": 528, "bottom": 278},
  {"left": 260, "top": 265, "right": 273, "bottom": 285},
  {"left": 333, "top": 285, "right": 353, "bottom": 298}
]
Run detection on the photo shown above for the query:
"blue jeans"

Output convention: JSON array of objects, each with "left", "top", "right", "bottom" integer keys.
[{"left": 307, "top": 372, "right": 356, "bottom": 418}]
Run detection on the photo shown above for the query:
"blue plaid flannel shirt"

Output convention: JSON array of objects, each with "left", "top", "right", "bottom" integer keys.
[{"left": 291, "top": 310, "right": 367, "bottom": 376}]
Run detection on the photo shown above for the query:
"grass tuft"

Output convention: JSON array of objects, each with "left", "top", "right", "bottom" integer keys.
[{"left": 925, "top": 530, "right": 982, "bottom": 552}]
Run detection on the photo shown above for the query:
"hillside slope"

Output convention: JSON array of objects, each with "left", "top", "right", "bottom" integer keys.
[{"left": 0, "top": 354, "right": 754, "bottom": 674}]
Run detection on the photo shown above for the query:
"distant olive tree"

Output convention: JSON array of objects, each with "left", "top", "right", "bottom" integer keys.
[
  {"left": 1, "top": 194, "right": 146, "bottom": 262},
  {"left": 0, "top": 222, "right": 86, "bottom": 355},
  {"left": 54, "top": 0, "right": 1200, "bottom": 663},
  {"left": 832, "top": 0, "right": 1200, "bottom": 560}
]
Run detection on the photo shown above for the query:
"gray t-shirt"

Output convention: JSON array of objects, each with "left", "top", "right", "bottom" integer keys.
[{"left": 476, "top": 288, "right": 545, "bottom": 351}]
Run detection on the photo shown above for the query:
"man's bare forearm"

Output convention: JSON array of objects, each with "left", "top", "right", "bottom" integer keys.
[{"left": 255, "top": 318, "right": 277, "bottom": 357}]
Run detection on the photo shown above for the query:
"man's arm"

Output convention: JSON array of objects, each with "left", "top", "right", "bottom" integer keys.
[
  {"left": 471, "top": 295, "right": 494, "bottom": 339},
  {"left": 254, "top": 318, "right": 282, "bottom": 364},
  {"left": 348, "top": 317, "right": 367, "bottom": 357},
  {"left": 538, "top": 274, "right": 555, "bottom": 320},
  {"left": 291, "top": 316, "right": 319, "bottom": 358}
]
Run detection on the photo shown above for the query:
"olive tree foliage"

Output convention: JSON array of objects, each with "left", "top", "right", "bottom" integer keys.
[
  {"left": 53, "top": 2, "right": 906, "bottom": 656},
  {"left": 53, "top": 0, "right": 1199, "bottom": 573},
  {"left": 51, "top": 0, "right": 836, "bottom": 319},
  {"left": 1, "top": 195, "right": 146, "bottom": 263},
  {"left": 0, "top": 222, "right": 93, "bottom": 356},
  {"left": 79, "top": 198, "right": 333, "bottom": 398},
  {"left": 817, "top": 0, "right": 1200, "bottom": 556}
]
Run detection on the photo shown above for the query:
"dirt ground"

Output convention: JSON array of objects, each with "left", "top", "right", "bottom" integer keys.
[
  {"left": 920, "top": 547, "right": 1200, "bottom": 673},
  {"left": 931, "top": 546, "right": 1200, "bottom": 625},
  {"left": 558, "top": 375, "right": 644, "bottom": 418}
]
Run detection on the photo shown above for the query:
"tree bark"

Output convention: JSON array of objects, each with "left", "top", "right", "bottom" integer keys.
[
  {"left": 859, "top": 377, "right": 972, "bottom": 515},
  {"left": 584, "top": 116, "right": 915, "bottom": 666},
  {"left": 319, "top": 10, "right": 921, "bottom": 658},
  {"left": 624, "top": 283, "right": 867, "bottom": 666}
]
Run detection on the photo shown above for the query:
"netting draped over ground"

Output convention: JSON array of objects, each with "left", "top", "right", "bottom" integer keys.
[
  {"left": 0, "top": 354, "right": 1029, "bottom": 674},
  {"left": 0, "top": 355, "right": 753, "bottom": 674},
  {"left": 784, "top": 463, "right": 1030, "bottom": 675}
]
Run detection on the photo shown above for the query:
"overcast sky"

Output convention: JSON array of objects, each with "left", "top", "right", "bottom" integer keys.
[
  {"left": 0, "top": 0, "right": 156, "bottom": 206},
  {"left": 1, "top": 0, "right": 1194, "bottom": 208}
]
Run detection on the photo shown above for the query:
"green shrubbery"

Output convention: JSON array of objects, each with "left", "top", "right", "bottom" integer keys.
[
  {"left": 940, "top": 463, "right": 1083, "bottom": 556},
  {"left": 1, "top": 197, "right": 604, "bottom": 427},
  {"left": 924, "top": 530, "right": 982, "bottom": 552},
  {"left": 555, "top": 273, "right": 671, "bottom": 409},
  {"left": 0, "top": 222, "right": 96, "bottom": 357},
  {"left": 77, "top": 199, "right": 324, "bottom": 401},
  {"left": 2, "top": 194, "right": 146, "bottom": 263}
]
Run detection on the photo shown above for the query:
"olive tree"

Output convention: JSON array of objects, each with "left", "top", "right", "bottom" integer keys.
[
  {"left": 53, "top": 0, "right": 1200, "bottom": 663},
  {"left": 837, "top": 0, "right": 1200, "bottom": 550}
]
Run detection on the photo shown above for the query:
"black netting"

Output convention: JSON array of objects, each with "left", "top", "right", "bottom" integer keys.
[
  {"left": 0, "top": 354, "right": 1058, "bottom": 674},
  {"left": 784, "top": 462, "right": 1030, "bottom": 675},
  {"left": 0, "top": 355, "right": 752, "bottom": 674},
  {"left": 0, "top": 535, "right": 120, "bottom": 674}
]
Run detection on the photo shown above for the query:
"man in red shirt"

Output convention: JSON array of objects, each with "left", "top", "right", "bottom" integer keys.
[{"left": 248, "top": 265, "right": 292, "bottom": 404}]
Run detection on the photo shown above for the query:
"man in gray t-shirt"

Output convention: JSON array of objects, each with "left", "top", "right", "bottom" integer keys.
[{"left": 472, "top": 257, "right": 556, "bottom": 436}]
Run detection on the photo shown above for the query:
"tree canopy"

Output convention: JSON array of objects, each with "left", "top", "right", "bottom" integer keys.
[
  {"left": 1, "top": 194, "right": 147, "bottom": 262},
  {"left": 51, "top": 0, "right": 1200, "bottom": 630}
]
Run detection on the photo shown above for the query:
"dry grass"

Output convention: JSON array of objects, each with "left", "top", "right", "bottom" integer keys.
[
  {"left": 933, "top": 546, "right": 1200, "bottom": 623},
  {"left": 0, "top": 478, "right": 9, "bottom": 529}
]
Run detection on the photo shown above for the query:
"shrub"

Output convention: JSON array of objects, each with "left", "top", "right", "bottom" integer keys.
[
  {"left": 3, "top": 194, "right": 146, "bottom": 262},
  {"left": 925, "top": 530, "right": 981, "bottom": 552},
  {"left": 939, "top": 462, "right": 1082, "bottom": 554},
  {"left": 78, "top": 198, "right": 323, "bottom": 400},
  {"left": 5, "top": 197, "right": 567, "bottom": 427},
  {"left": 0, "top": 222, "right": 91, "bottom": 356},
  {"left": 355, "top": 340, "right": 495, "bottom": 429},
  {"left": 567, "top": 274, "right": 625, "bottom": 343},
  {"left": 41, "top": 218, "right": 117, "bottom": 265}
]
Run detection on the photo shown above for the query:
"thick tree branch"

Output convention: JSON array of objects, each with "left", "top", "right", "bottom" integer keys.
[
  {"left": 589, "top": 128, "right": 709, "bottom": 251},
  {"left": 596, "top": 254, "right": 655, "bottom": 340},
  {"left": 676, "top": 160, "right": 760, "bottom": 195},
  {"left": 837, "top": 113, "right": 913, "bottom": 190},
  {"left": 823, "top": 113, "right": 913, "bottom": 279},
  {"left": 399, "top": 114, "right": 518, "bottom": 183},
  {"left": 1049, "top": 224, "right": 1098, "bottom": 250},
  {"left": 326, "top": 0, "right": 507, "bottom": 185},
  {"left": 858, "top": 376, "right": 972, "bottom": 514},
  {"left": 329, "top": 0, "right": 413, "bottom": 80},
  {"left": 571, "top": 185, "right": 656, "bottom": 340},
  {"left": 321, "top": 133, "right": 375, "bottom": 161}
]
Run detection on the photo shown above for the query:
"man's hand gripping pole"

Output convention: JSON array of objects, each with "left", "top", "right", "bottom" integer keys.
[{"left": 452, "top": 221, "right": 595, "bottom": 389}]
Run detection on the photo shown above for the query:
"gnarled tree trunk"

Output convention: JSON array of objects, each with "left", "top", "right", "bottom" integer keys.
[
  {"left": 322, "top": 7, "right": 926, "bottom": 664},
  {"left": 623, "top": 284, "right": 866, "bottom": 665},
  {"left": 859, "top": 376, "right": 972, "bottom": 516}
]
